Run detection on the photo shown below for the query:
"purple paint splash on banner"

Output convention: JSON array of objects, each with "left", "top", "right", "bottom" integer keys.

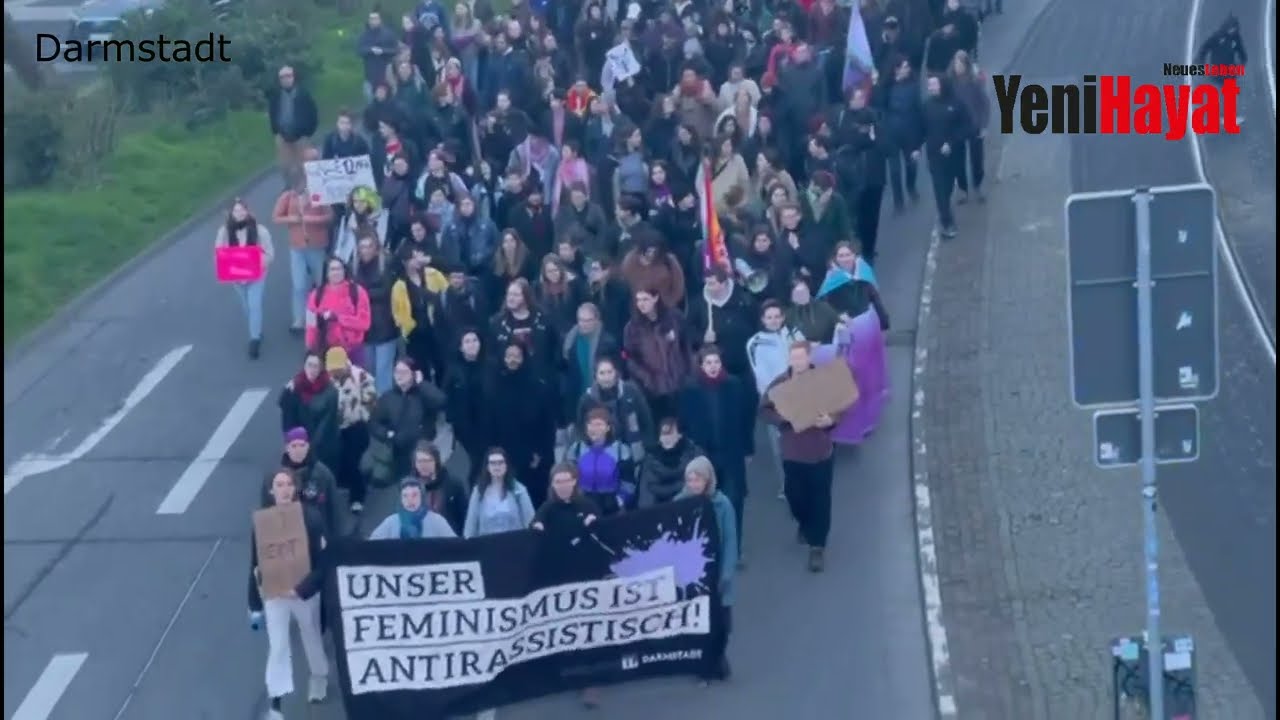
[{"left": 610, "top": 518, "right": 713, "bottom": 589}]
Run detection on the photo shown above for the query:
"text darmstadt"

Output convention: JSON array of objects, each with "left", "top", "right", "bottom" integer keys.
[
  {"left": 991, "top": 74, "right": 1241, "bottom": 140},
  {"left": 36, "top": 33, "right": 232, "bottom": 63}
]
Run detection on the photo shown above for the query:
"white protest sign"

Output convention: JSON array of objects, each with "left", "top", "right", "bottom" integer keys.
[
  {"left": 605, "top": 43, "right": 641, "bottom": 84},
  {"left": 305, "top": 154, "right": 377, "bottom": 205}
]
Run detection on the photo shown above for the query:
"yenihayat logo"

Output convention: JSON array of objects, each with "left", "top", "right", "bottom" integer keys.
[{"left": 992, "top": 74, "right": 1242, "bottom": 140}]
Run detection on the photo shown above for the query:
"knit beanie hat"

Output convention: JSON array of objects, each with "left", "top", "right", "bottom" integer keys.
[{"left": 284, "top": 427, "right": 309, "bottom": 444}]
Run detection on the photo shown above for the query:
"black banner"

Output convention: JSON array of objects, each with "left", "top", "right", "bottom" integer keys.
[{"left": 326, "top": 497, "right": 723, "bottom": 718}]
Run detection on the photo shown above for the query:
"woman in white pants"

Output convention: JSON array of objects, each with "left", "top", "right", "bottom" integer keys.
[{"left": 248, "top": 469, "right": 330, "bottom": 720}]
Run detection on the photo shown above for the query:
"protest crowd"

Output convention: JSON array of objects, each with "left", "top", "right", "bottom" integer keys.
[{"left": 226, "top": 0, "right": 995, "bottom": 716}]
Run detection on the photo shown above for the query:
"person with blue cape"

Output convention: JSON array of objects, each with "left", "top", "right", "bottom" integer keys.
[{"left": 816, "top": 241, "right": 890, "bottom": 330}]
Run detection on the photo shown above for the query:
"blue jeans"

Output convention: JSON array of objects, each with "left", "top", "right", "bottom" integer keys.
[
  {"left": 232, "top": 280, "right": 265, "bottom": 340},
  {"left": 289, "top": 247, "right": 326, "bottom": 327},
  {"left": 365, "top": 339, "right": 399, "bottom": 394}
]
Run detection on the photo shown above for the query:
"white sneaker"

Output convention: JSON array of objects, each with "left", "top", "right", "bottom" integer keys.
[
  {"left": 349, "top": 501, "right": 363, "bottom": 515},
  {"left": 265, "top": 709, "right": 284, "bottom": 720},
  {"left": 308, "top": 675, "right": 328, "bottom": 703}
]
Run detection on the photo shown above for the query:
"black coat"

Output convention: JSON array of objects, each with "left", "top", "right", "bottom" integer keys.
[
  {"left": 355, "top": 256, "right": 400, "bottom": 345},
  {"left": 421, "top": 469, "right": 470, "bottom": 534},
  {"left": 585, "top": 276, "right": 634, "bottom": 340},
  {"left": 369, "top": 381, "right": 448, "bottom": 476},
  {"left": 490, "top": 308, "right": 559, "bottom": 382},
  {"left": 444, "top": 353, "right": 491, "bottom": 451},
  {"left": 267, "top": 87, "right": 319, "bottom": 142},
  {"left": 677, "top": 375, "right": 755, "bottom": 490},
  {"left": 686, "top": 284, "right": 758, "bottom": 377},
  {"left": 278, "top": 383, "right": 340, "bottom": 471},
  {"left": 484, "top": 364, "right": 557, "bottom": 478}
]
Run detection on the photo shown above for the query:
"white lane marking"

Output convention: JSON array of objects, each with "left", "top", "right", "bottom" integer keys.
[
  {"left": 1265, "top": 0, "right": 1276, "bottom": 116},
  {"left": 12, "top": 652, "right": 89, "bottom": 720},
  {"left": 156, "top": 390, "right": 269, "bottom": 514},
  {"left": 1183, "top": 2, "right": 1278, "bottom": 365},
  {"left": 4, "top": 346, "right": 193, "bottom": 495},
  {"left": 111, "top": 540, "right": 221, "bottom": 720},
  {"left": 912, "top": 231, "right": 957, "bottom": 718}
]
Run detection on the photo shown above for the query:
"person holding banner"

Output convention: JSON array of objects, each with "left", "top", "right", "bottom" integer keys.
[
  {"left": 531, "top": 462, "right": 604, "bottom": 708},
  {"left": 247, "top": 469, "right": 330, "bottom": 718},
  {"left": 368, "top": 475, "right": 459, "bottom": 539},
  {"left": 464, "top": 447, "right": 538, "bottom": 537},
  {"left": 215, "top": 200, "right": 274, "bottom": 359},
  {"left": 677, "top": 455, "right": 737, "bottom": 682}
]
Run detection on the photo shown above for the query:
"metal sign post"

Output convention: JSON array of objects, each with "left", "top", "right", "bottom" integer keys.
[
  {"left": 1065, "top": 183, "right": 1217, "bottom": 720},
  {"left": 1133, "top": 190, "right": 1164, "bottom": 720}
]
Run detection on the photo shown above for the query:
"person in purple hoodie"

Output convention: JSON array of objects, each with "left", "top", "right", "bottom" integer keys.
[{"left": 563, "top": 408, "right": 636, "bottom": 515}]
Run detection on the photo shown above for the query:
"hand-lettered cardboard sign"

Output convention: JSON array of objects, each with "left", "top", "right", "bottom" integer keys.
[
  {"left": 767, "top": 360, "right": 860, "bottom": 432},
  {"left": 253, "top": 503, "right": 311, "bottom": 599}
]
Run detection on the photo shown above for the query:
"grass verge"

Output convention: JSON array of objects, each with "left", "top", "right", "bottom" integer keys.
[{"left": 2, "top": 17, "right": 362, "bottom": 348}]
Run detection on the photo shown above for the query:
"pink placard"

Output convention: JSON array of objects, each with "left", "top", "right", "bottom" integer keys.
[{"left": 215, "top": 246, "right": 264, "bottom": 283}]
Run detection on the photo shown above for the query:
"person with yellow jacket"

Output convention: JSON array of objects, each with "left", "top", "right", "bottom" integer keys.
[{"left": 391, "top": 246, "right": 448, "bottom": 382}]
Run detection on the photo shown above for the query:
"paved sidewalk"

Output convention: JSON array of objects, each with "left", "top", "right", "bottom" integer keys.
[{"left": 920, "top": 118, "right": 1268, "bottom": 720}]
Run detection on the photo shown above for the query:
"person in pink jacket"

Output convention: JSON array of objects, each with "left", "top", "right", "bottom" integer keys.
[{"left": 306, "top": 256, "right": 373, "bottom": 365}]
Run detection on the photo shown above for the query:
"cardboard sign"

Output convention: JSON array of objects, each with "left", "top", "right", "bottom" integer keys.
[
  {"left": 305, "top": 154, "right": 377, "bottom": 205},
  {"left": 767, "top": 360, "right": 860, "bottom": 432},
  {"left": 253, "top": 503, "right": 311, "bottom": 599},
  {"left": 605, "top": 43, "right": 641, "bottom": 84},
  {"left": 215, "top": 245, "right": 264, "bottom": 283}
]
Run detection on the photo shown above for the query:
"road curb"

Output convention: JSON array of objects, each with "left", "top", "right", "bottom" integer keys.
[
  {"left": 909, "top": 230, "right": 958, "bottom": 720},
  {"left": 3, "top": 164, "right": 277, "bottom": 367}
]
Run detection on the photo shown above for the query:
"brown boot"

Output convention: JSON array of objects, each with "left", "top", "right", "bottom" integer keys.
[{"left": 807, "top": 547, "right": 825, "bottom": 573}]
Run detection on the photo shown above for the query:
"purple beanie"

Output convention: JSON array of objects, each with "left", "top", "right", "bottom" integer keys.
[{"left": 284, "top": 427, "right": 309, "bottom": 444}]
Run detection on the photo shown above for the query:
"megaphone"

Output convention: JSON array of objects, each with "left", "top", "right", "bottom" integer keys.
[{"left": 733, "top": 258, "right": 770, "bottom": 294}]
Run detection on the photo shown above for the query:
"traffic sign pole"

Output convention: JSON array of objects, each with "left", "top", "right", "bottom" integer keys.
[{"left": 1133, "top": 189, "right": 1164, "bottom": 720}]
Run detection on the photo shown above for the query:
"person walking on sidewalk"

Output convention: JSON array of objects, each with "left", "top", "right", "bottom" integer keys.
[
  {"left": 921, "top": 74, "right": 972, "bottom": 239},
  {"left": 759, "top": 341, "right": 849, "bottom": 572}
]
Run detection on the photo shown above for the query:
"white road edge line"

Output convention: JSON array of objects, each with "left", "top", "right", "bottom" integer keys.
[
  {"left": 1184, "top": 0, "right": 1278, "bottom": 365},
  {"left": 912, "top": 232, "right": 957, "bottom": 718},
  {"left": 1265, "top": 0, "right": 1276, "bottom": 116},
  {"left": 4, "top": 345, "right": 194, "bottom": 495},
  {"left": 112, "top": 540, "right": 222, "bottom": 720},
  {"left": 156, "top": 389, "right": 270, "bottom": 514},
  {"left": 12, "top": 652, "right": 90, "bottom": 720}
]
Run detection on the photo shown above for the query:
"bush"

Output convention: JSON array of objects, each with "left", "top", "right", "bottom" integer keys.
[{"left": 3, "top": 4, "right": 367, "bottom": 346}]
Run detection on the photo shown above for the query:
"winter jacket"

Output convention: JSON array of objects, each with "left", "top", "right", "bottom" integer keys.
[
  {"left": 638, "top": 436, "right": 703, "bottom": 507},
  {"left": 747, "top": 328, "right": 805, "bottom": 395},
  {"left": 675, "top": 486, "right": 737, "bottom": 605},
  {"left": 278, "top": 382, "right": 341, "bottom": 472},
  {"left": 619, "top": 249, "right": 687, "bottom": 308},
  {"left": 686, "top": 281, "right": 757, "bottom": 377},
  {"left": 262, "top": 454, "right": 341, "bottom": 536},
  {"left": 623, "top": 307, "right": 692, "bottom": 397},
  {"left": 355, "top": 255, "right": 400, "bottom": 345},
  {"left": 369, "top": 382, "right": 448, "bottom": 474},
  {"left": 444, "top": 354, "right": 489, "bottom": 449},
  {"left": 442, "top": 212, "right": 500, "bottom": 271},
  {"left": 678, "top": 374, "right": 756, "bottom": 467},
  {"left": 565, "top": 439, "right": 636, "bottom": 502},
  {"left": 306, "top": 280, "right": 372, "bottom": 353},
  {"left": 368, "top": 509, "right": 458, "bottom": 539},
  {"left": 576, "top": 380, "right": 654, "bottom": 460},
  {"left": 267, "top": 87, "right": 319, "bottom": 142},
  {"left": 785, "top": 300, "right": 840, "bottom": 344},
  {"left": 464, "top": 481, "right": 537, "bottom": 537},
  {"left": 333, "top": 365, "right": 378, "bottom": 429},
  {"left": 561, "top": 326, "right": 622, "bottom": 401},
  {"left": 271, "top": 191, "right": 331, "bottom": 250}
]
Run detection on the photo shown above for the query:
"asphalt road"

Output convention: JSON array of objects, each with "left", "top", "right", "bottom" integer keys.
[
  {"left": 2, "top": 160, "right": 937, "bottom": 717},
  {"left": 1192, "top": 0, "right": 1277, "bottom": 341}
]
